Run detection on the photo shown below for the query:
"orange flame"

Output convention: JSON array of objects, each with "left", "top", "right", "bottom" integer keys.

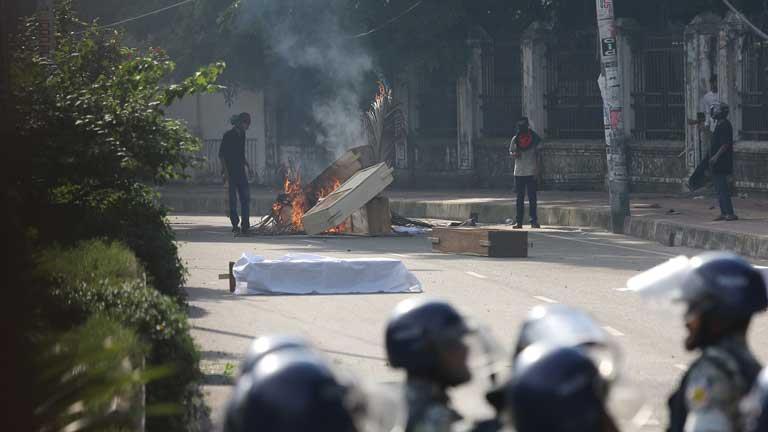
[{"left": 272, "top": 166, "right": 346, "bottom": 233}]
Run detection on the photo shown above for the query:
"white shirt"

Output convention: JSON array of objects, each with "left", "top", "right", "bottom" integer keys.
[{"left": 701, "top": 91, "right": 721, "bottom": 132}]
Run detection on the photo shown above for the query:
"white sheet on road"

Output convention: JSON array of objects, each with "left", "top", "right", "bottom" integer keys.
[{"left": 232, "top": 253, "right": 423, "bottom": 295}]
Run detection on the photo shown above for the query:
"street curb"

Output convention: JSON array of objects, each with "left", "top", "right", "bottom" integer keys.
[{"left": 159, "top": 193, "right": 768, "bottom": 260}]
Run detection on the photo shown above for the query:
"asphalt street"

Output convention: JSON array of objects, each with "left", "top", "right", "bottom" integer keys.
[{"left": 172, "top": 215, "right": 768, "bottom": 431}]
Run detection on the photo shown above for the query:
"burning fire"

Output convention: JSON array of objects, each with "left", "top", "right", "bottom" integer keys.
[{"left": 271, "top": 165, "right": 346, "bottom": 234}]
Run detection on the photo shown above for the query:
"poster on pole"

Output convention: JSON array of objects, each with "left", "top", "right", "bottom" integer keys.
[{"left": 597, "top": 0, "right": 614, "bottom": 21}]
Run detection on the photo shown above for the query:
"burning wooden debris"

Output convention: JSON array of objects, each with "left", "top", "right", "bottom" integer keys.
[{"left": 252, "top": 82, "right": 405, "bottom": 236}]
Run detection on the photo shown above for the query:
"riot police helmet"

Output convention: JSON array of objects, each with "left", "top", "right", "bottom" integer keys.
[
  {"left": 505, "top": 344, "right": 611, "bottom": 432},
  {"left": 224, "top": 350, "right": 359, "bottom": 432},
  {"left": 239, "top": 334, "right": 311, "bottom": 376},
  {"left": 385, "top": 298, "right": 501, "bottom": 386}
]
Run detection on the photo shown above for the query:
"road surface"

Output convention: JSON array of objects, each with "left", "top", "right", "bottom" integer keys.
[{"left": 172, "top": 215, "right": 768, "bottom": 431}]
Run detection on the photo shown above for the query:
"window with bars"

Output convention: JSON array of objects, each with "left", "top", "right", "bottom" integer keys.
[
  {"left": 631, "top": 34, "right": 685, "bottom": 141},
  {"left": 417, "top": 68, "right": 458, "bottom": 138},
  {"left": 740, "top": 33, "right": 768, "bottom": 140},
  {"left": 545, "top": 32, "right": 604, "bottom": 140},
  {"left": 480, "top": 41, "right": 523, "bottom": 137}
]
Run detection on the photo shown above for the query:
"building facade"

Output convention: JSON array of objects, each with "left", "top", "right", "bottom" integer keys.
[{"left": 394, "top": 11, "right": 768, "bottom": 195}]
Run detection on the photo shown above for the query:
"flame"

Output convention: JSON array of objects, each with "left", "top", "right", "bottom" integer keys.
[{"left": 271, "top": 165, "right": 345, "bottom": 234}]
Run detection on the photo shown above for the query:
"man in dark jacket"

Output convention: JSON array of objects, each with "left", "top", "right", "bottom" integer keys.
[
  {"left": 219, "top": 112, "right": 254, "bottom": 233},
  {"left": 709, "top": 103, "right": 737, "bottom": 221}
]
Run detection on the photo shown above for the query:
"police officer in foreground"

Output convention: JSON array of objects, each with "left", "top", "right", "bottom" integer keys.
[
  {"left": 385, "top": 298, "right": 502, "bottom": 432},
  {"left": 486, "top": 304, "right": 620, "bottom": 415},
  {"left": 742, "top": 367, "right": 768, "bottom": 432},
  {"left": 223, "top": 348, "right": 403, "bottom": 432},
  {"left": 505, "top": 344, "right": 619, "bottom": 432},
  {"left": 628, "top": 252, "right": 768, "bottom": 432},
  {"left": 238, "top": 333, "right": 310, "bottom": 376}
]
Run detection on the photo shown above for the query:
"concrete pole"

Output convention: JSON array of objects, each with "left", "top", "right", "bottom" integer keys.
[{"left": 595, "top": 0, "right": 630, "bottom": 233}]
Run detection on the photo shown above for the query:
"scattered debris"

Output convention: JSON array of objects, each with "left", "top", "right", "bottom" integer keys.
[
  {"left": 631, "top": 203, "right": 661, "bottom": 209},
  {"left": 391, "top": 212, "right": 433, "bottom": 228}
]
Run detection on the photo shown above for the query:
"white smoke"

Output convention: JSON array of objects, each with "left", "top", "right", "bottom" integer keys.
[{"left": 235, "top": 0, "right": 373, "bottom": 157}]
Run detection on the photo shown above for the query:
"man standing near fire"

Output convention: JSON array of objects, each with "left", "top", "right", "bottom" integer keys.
[
  {"left": 220, "top": 112, "right": 255, "bottom": 234},
  {"left": 509, "top": 117, "right": 542, "bottom": 229}
]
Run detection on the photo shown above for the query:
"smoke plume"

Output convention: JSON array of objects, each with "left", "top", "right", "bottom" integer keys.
[{"left": 235, "top": 0, "right": 373, "bottom": 158}]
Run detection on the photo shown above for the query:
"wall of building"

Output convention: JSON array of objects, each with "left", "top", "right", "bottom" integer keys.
[{"left": 165, "top": 89, "right": 266, "bottom": 183}]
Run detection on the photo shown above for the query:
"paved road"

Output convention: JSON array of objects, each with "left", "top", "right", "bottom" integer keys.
[{"left": 173, "top": 215, "right": 768, "bottom": 431}]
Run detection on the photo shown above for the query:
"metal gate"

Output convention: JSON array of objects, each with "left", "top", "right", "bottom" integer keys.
[
  {"left": 632, "top": 34, "right": 685, "bottom": 140},
  {"left": 741, "top": 32, "right": 768, "bottom": 140},
  {"left": 417, "top": 67, "right": 458, "bottom": 138},
  {"left": 545, "top": 32, "right": 603, "bottom": 139},
  {"left": 481, "top": 41, "right": 523, "bottom": 137}
]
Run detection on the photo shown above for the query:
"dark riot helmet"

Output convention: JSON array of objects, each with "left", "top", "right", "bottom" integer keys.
[
  {"left": 239, "top": 334, "right": 311, "bottom": 376},
  {"left": 682, "top": 252, "right": 767, "bottom": 321},
  {"left": 224, "top": 351, "right": 359, "bottom": 432},
  {"left": 505, "top": 345, "right": 608, "bottom": 432},
  {"left": 742, "top": 367, "right": 768, "bottom": 432},
  {"left": 385, "top": 298, "right": 472, "bottom": 385}
]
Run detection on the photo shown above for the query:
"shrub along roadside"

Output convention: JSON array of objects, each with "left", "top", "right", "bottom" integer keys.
[
  {"left": 39, "top": 184, "right": 188, "bottom": 303},
  {"left": 36, "top": 240, "right": 207, "bottom": 432},
  {"left": 32, "top": 315, "right": 156, "bottom": 432}
]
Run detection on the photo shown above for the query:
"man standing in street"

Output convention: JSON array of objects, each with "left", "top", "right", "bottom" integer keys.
[
  {"left": 509, "top": 117, "right": 542, "bottom": 229},
  {"left": 709, "top": 103, "right": 738, "bottom": 221},
  {"left": 219, "top": 112, "right": 255, "bottom": 234}
]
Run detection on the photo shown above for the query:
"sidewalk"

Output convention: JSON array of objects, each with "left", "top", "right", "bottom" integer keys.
[{"left": 157, "top": 184, "right": 768, "bottom": 259}]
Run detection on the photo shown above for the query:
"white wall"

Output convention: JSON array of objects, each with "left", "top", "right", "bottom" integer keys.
[{"left": 166, "top": 89, "right": 266, "bottom": 179}]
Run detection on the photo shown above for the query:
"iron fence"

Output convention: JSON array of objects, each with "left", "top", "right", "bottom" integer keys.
[
  {"left": 740, "top": 33, "right": 768, "bottom": 140},
  {"left": 545, "top": 32, "right": 603, "bottom": 139},
  {"left": 417, "top": 68, "right": 458, "bottom": 138},
  {"left": 481, "top": 41, "right": 523, "bottom": 137},
  {"left": 631, "top": 34, "right": 685, "bottom": 141},
  {"left": 196, "top": 138, "right": 259, "bottom": 180}
]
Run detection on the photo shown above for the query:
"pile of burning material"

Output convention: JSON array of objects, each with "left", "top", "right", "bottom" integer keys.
[
  {"left": 254, "top": 82, "right": 405, "bottom": 236},
  {"left": 253, "top": 145, "right": 380, "bottom": 235}
]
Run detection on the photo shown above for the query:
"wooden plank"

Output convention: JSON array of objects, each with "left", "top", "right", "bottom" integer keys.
[
  {"left": 302, "top": 162, "right": 394, "bottom": 235},
  {"left": 307, "top": 145, "right": 376, "bottom": 190},
  {"left": 431, "top": 227, "right": 528, "bottom": 258}
]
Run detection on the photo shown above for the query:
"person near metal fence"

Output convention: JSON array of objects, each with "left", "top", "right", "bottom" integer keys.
[
  {"left": 509, "top": 117, "right": 542, "bottom": 229},
  {"left": 220, "top": 112, "right": 255, "bottom": 234},
  {"left": 709, "top": 103, "right": 738, "bottom": 221}
]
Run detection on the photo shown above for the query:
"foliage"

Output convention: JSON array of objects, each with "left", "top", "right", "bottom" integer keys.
[
  {"left": 37, "top": 240, "right": 206, "bottom": 432},
  {"left": 74, "top": 0, "right": 265, "bottom": 90},
  {"left": 11, "top": 1, "right": 224, "bottom": 191},
  {"left": 32, "top": 315, "right": 168, "bottom": 432},
  {"left": 36, "top": 238, "right": 142, "bottom": 288},
  {"left": 38, "top": 184, "right": 188, "bottom": 302}
]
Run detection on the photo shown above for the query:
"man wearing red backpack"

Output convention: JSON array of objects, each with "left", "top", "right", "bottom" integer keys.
[{"left": 509, "top": 117, "right": 542, "bottom": 229}]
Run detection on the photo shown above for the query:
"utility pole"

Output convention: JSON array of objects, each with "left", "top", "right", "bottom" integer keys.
[{"left": 595, "top": 0, "right": 630, "bottom": 234}]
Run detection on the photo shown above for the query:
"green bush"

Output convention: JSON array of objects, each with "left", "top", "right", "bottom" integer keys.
[
  {"left": 36, "top": 238, "right": 142, "bottom": 288},
  {"left": 38, "top": 185, "right": 187, "bottom": 303},
  {"left": 33, "top": 315, "right": 154, "bottom": 432},
  {"left": 37, "top": 240, "right": 207, "bottom": 432}
]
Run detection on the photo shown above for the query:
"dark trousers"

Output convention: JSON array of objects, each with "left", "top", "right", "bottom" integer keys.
[
  {"left": 515, "top": 175, "right": 538, "bottom": 224},
  {"left": 712, "top": 173, "right": 734, "bottom": 216},
  {"left": 228, "top": 176, "right": 250, "bottom": 229}
]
